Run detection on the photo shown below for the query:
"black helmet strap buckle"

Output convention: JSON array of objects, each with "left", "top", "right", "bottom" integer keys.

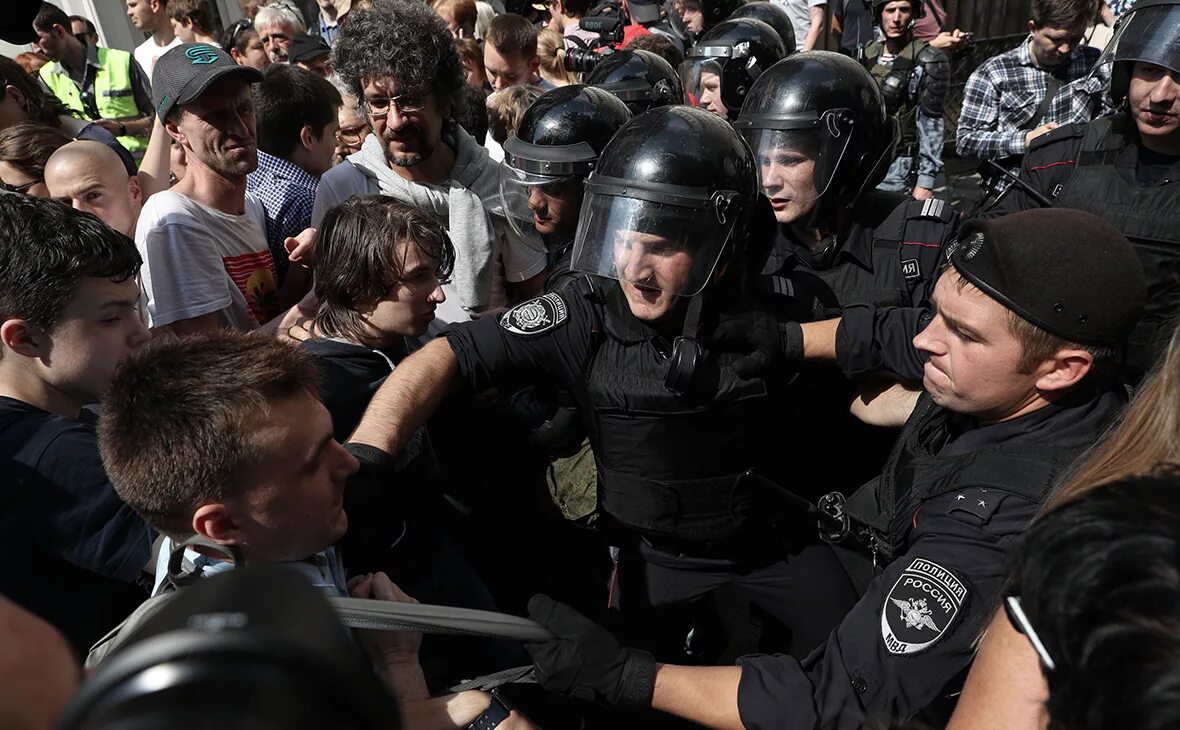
[{"left": 665, "top": 295, "right": 706, "bottom": 395}]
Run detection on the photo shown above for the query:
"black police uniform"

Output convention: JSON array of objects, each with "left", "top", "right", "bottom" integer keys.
[
  {"left": 445, "top": 276, "right": 858, "bottom": 654},
  {"left": 987, "top": 113, "right": 1180, "bottom": 382},
  {"left": 762, "top": 193, "right": 955, "bottom": 495},
  {"left": 733, "top": 385, "right": 1123, "bottom": 729}
]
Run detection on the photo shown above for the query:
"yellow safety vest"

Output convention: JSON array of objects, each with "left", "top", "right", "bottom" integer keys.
[{"left": 40, "top": 46, "right": 147, "bottom": 161}]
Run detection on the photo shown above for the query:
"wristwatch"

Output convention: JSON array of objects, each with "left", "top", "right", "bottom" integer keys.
[{"left": 467, "top": 689, "right": 513, "bottom": 730}]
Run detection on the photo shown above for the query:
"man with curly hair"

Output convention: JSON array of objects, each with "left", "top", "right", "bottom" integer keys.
[{"left": 314, "top": 0, "right": 547, "bottom": 336}]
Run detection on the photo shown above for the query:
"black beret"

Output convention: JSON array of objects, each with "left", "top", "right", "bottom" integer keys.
[
  {"left": 288, "top": 34, "right": 332, "bottom": 64},
  {"left": 951, "top": 209, "right": 1145, "bottom": 346}
]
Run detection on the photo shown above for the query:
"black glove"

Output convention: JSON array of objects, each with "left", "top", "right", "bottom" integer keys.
[
  {"left": 703, "top": 311, "right": 804, "bottom": 379},
  {"left": 525, "top": 594, "right": 657, "bottom": 709}
]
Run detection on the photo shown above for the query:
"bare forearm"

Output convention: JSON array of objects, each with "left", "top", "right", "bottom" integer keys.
[
  {"left": 136, "top": 116, "right": 171, "bottom": 199},
  {"left": 801, "top": 317, "right": 841, "bottom": 362},
  {"left": 377, "top": 657, "right": 430, "bottom": 702},
  {"left": 651, "top": 664, "right": 744, "bottom": 730},
  {"left": 122, "top": 115, "right": 154, "bottom": 138},
  {"left": 349, "top": 338, "right": 461, "bottom": 455},
  {"left": 803, "top": 7, "right": 825, "bottom": 51}
]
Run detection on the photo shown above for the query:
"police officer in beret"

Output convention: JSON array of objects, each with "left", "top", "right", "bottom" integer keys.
[
  {"left": 351, "top": 105, "right": 858, "bottom": 660},
  {"left": 511, "top": 208, "right": 1146, "bottom": 729},
  {"left": 987, "top": 0, "right": 1177, "bottom": 383}
]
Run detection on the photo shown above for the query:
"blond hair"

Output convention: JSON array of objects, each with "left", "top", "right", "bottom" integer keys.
[{"left": 537, "top": 29, "right": 579, "bottom": 87}]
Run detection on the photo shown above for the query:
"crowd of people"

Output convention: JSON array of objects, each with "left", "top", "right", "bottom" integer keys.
[{"left": 1, "top": 0, "right": 1179, "bottom": 727}]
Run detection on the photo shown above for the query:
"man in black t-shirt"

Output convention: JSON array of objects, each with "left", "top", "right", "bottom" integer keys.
[{"left": 0, "top": 194, "right": 154, "bottom": 654}]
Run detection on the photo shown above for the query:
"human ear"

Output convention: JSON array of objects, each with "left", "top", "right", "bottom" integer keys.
[
  {"left": 1033, "top": 349, "right": 1094, "bottom": 393},
  {"left": 0, "top": 319, "right": 48, "bottom": 359},
  {"left": 192, "top": 503, "right": 244, "bottom": 545}
]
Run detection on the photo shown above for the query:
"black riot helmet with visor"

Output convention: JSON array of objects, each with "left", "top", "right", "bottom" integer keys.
[
  {"left": 727, "top": 2, "right": 797, "bottom": 51},
  {"left": 732, "top": 51, "right": 897, "bottom": 225},
  {"left": 584, "top": 49, "right": 685, "bottom": 115},
  {"left": 500, "top": 85, "right": 633, "bottom": 237},
  {"left": 1096, "top": 0, "right": 1180, "bottom": 104},
  {"left": 571, "top": 104, "right": 758, "bottom": 298},
  {"left": 680, "top": 18, "right": 787, "bottom": 120}
]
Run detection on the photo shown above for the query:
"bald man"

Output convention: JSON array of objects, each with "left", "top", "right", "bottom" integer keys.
[
  {"left": 0, "top": 596, "right": 80, "bottom": 730},
  {"left": 45, "top": 141, "right": 143, "bottom": 237}
]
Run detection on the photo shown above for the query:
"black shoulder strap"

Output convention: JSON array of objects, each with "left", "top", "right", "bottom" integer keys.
[{"left": 1026, "top": 74, "right": 1063, "bottom": 130}]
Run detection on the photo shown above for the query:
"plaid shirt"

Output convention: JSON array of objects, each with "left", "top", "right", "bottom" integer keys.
[
  {"left": 246, "top": 151, "right": 319, "bottom": 285},
  {"left": 955, "top": 38, "right": 1111, "bottom": 163}
]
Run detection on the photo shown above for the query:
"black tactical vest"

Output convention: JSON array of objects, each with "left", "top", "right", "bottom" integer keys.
[
  {"left": 1054, "top": 114, "right": 1180, "bottom": 380},
  {"left": 843, "top": 395, "right": 1084, "bottom": 564},
  {"left": 582, "top": 288, "right": 778, "bottom": 543}
]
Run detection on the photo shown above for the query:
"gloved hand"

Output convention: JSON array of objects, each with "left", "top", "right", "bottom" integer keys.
[
  {"left": 524, "top": 594, "right": 656, "bottom": 709},
  {"left": 703, "top": 311, "right": 804, "bottom": 379}
]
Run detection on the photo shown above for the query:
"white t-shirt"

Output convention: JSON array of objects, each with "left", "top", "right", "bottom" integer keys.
[
  {"left": 312, "top": 161, "right": 547, "bottom": 333},
  {"left": 133, "top": 35, "right": 182, "bottom": 81},
  {"left": 772, "top": 0, "right": 827, "bottom": 50},
  {"left": 136, "top": 191, "right": 281, "bottom": 330}
]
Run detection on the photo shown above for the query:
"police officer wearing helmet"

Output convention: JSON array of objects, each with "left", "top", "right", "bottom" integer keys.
[
  {"left": 734, "top": 52, "right": 957, "bottom": 491},
  {"left": 516, "top": 208, "right": 1146, "bottom": 730},
  {"left": 677, "top": 0, "right": 747, "bottom": 42},
  {"left": 988, "top": 0, "right": 1180, "bottom": 384},
  {"left": 680, "top": 17, "right": 788, "bottom": 120},
  {"left": 728, "top": 1, "right": 797, "bottom": 51},
  {"left": 352, "top": 105, "right": 859, "bottom": 661},
  {"left": 501, "top": 85, "right": 633, "bottom": 293},
  {"left": 861, "top": 0, "right": 950, "bottom": 200},
  {"left": 584, "top": 49, "right": 684, "bottom": 115}
]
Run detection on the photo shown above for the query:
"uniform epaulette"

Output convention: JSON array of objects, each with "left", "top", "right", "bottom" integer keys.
[
  {"left": 1029, "top": 122, "right": 1088, "bottom": 152},
  {"left": 905, "top": 197, "right": 955, "bottom": 222}
]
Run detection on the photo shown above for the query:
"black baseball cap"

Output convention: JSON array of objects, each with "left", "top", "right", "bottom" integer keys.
[
  {"left": 152, "top": 43, "right": 264, "bottom": 122},
  {"left": 288, "top": 34, "right": 331, "bottom": 64},
  {"left": 951, "top": 209, "right": 1145, "bottom": 347}
]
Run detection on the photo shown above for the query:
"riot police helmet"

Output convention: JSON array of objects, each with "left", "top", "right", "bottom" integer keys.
[
  {"left": 696, "top": 0, "right": 748, "bottom": 35},
  {"left": 571, "top": 105, "right": 758, "bottom": 298},
  {"left": 500, "top": 85, "right": 633, "bottom": 237},
  {"left": 727, "top": 2, "right": 797, "bottom": 51},
  {"left": 584, "top": 49, "right": 684, "bottom": 114},
  {"left": 1099, "top": 0, "right": 1180, "bottom": 103},
  {"left": 732, "top": 51, "right": 897, "bottom": 217},
  {"left": 680, "top": 18, "right": 787, "bottom": 120}
]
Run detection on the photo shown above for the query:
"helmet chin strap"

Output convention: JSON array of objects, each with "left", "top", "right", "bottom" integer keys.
[{"left": 665, "top": 293, "right": 706, "bottom": 395}]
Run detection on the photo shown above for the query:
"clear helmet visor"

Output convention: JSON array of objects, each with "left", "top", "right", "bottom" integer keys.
[
  {"left": 571, "top": 190, "right": 740, "bottom": 297},
  {"left": 739, "top": 126, "right": 852, "bottom": 204},
  {"left": 498, "top": 164, "right": 575, "bottom": 240},
  {"left": 1096, "top": 2, "right": 1180, "bottom": 75},
  {"left": 680, "top": 58, "right": 731, "bottom": 118}
]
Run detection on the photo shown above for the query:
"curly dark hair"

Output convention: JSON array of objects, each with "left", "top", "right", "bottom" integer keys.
[{"left": 333, "top": 0, "right": 466, "bottom": 116}]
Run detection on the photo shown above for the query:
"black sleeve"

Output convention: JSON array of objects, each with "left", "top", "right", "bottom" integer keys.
[
  {"left": 34, "top": 426, "right": 155, "bottom": 581},
  {"left": 736, "top": 488, "right": 1039, "bottom": 729},
  {"left": 835, "top": 304, "right": 932, "bottom": 381},
  {"left": 128, "top": 57, "right": 153, "bottom": 118},
  {"left": 444, "top": 288, "right": 598, "bottom": 393},
  {"left": 984, "top": 126, "right": 1084, "bottom": 218}
]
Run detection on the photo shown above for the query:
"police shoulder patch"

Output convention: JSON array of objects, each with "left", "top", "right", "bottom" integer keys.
[
  {"left": 881, "top": 558, "right": 967, "bottom": 655},
  {"left": 500, "top": 292, "right": 569, "bottom": 336}
]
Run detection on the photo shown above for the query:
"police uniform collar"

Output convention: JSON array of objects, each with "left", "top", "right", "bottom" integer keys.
[
  {"left": 779, "top": 222, "right": 874, "bottom": 270},
  {"left": 84, "top": 42, "right": 101, "bottom": 69},
  {"left": 603, "top": 283, "right": 670, "bottom": 344}
]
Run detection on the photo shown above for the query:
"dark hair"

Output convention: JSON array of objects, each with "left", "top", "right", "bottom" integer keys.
[
  {"left": 0, "top": 56, "right": 72, "bottom": 128},
  {"left": 452, "top": 84, "right": 489, "bottom": 142},
  {"left": 456, "top": 36, "right": 485, "bottom": 76},
  {"left": 253, "top": 64, "right": 342, "bottom": 158},
  {"left": 313, "top": 196, "right": 456, "bottom": 348},
  {"left": 167, "top": 0, "right": 217, "bottom": 35},
  {"left": 221, "top": 18, "right": 257, "bottom": 54},
  {"left": 1030, "top": 0, "right": 1100, "bottom": 28},
  {"left": 67, "top": 14, "right": 97, "bottom": 35},
  {"left": 0, "top": 194, "right": 140, "bottom": 337},
  {"left": 432, "top": 0, "right": 478, "bottom": 33},
  {"left": 561, "top": 0, "right": 592, "bottom": 18},
  {"left": 33, "top": 2, "right": 71, "bottom": 34},
  {"left": 0, "top": 122, "right": 71, "bottom": 181},
  {"left": 486, "top": 13, "right": 539, "bottom": 59},
  {"left": 99, "top": 332, "right": 321, "bottom": 538},
  {"left": 333, "top": 0, "right": 466, "bottom": 115},
  {"left": 625, "top": 33, "right": 684, "bottom": 69},
  {"left": 1008, "top": 471, "right": 1180, "bottom": 730}
]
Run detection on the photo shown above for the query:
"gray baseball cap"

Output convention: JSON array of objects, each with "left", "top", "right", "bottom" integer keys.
[{"left": 152, "top": 43, "right": 264, "bottom": 122}]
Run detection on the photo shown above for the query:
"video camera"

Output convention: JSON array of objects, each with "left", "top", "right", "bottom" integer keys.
[{"left": 564, "top": 1, "right": 625, "bottom": 73}]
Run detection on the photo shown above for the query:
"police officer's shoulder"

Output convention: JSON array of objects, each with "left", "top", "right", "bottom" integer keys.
[
  {"left": 915, "top": 42, "right": 949, "bottom": 67},
  {"left": 498, "top": 274, "right": 600, "bottom": 338},
  {"left": 856, "top": 189, "right": 911, "bottom": 229},
  {"left": 863, "top": 39, "right": 884, "bottom": 63},
  {"left": 895, "top": 196, "right": 957, "bottom": 226},
  {"left": 1028, "top": 121, "right": 1088, "bottom": 153}
]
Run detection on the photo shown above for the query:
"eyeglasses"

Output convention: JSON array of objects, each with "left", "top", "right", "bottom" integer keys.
[
  {"left": 1003, "top": 595, "right": 1056, "bottom": 672},
  {"left": 362, "top": 94, "right": 427, "bottom": 118},
  {"left": 335, "top": 123, "right": 369, "bottom": 145},
  {"left": 0, "top": 178, "right": 42, "bottom": 194}
]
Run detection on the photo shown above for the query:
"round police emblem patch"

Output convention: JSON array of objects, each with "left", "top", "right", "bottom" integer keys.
[
  {"left": 500, "top": 292, "right": 569, "bottom": 336},
  {"left": 881, "top": 558, "right": 967, "bottom": 655}
]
